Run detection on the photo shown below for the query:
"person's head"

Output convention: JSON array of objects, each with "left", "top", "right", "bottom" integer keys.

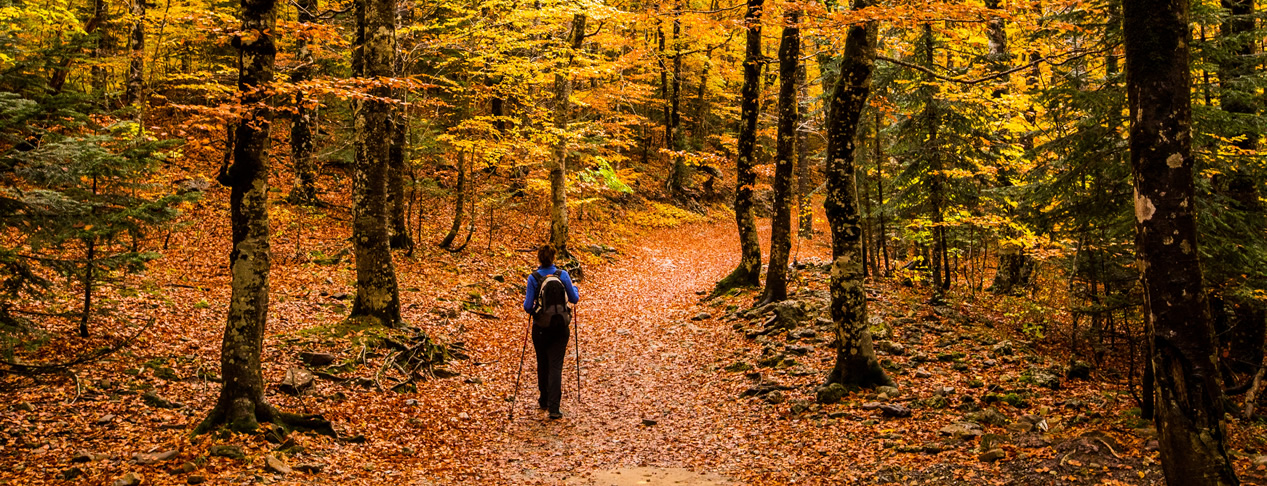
[{"left": 537, "top": 244, "right": 556, "bottom": 267}]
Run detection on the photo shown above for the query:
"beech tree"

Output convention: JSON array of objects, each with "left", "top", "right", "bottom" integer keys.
[
  {"left": 548, "top": 13, "right": 586, "bottom": 258},
  {"left": 197, "top": 0, "right": 332, "bottom": 435},
  {"left": 1123, "top": 0, "right": 1238, "bottom": 483},
  {"left": 712, "top": 0, "right": 763, "bottom": 297},
  {"left": 350, "top": 0, "right": 402, "bottom": 326},
  {"left": 824, "top": 0, "right": 889, "bottom": 388},
  {"left": 759, "top": 8, "right": 799, "bottom": 305}
]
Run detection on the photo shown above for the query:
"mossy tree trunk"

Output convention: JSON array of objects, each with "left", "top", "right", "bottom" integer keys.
[
  {"left": 1124, "top": 0, "right": 1238, "bottom": 483},
  {"left": 759, "top": 9, "right": 799, "bottom": 305},
  {"left": 350, "top": 0, "right": 402, "bottom": 326},
  {"left": 197, "top": 0, "right": 332, "bottom": 436},
  {"left": 712, "top": 0, "right": 763, "bottom": 297},
  {"left": 549, "top": 13, "right": 585, "bottom": 258},
  {"left": 287, "top": 0, "right": 319, "bottom": 205},
  {"left": 823, "top": 0, "right": 890, "bottom": 388},
  {"left": 124, "top": 0, "right": 144, "bottom": 105}
]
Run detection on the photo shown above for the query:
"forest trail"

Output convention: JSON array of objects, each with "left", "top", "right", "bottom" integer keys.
[{"left": 496, "top": 219, "right": 794, "bottom": 484}]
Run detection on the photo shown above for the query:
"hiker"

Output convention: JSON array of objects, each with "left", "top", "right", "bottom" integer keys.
[{"left": 523, "top": 244, "right": 580, "bottom": 419}]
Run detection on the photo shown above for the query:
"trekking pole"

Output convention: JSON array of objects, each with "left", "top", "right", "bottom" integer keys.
[
  {"left": 573, "top": 304, "right": 582, "bottom": 406},
  {"left": 505, "top": 314, "right": 531, "bottom": 428}
]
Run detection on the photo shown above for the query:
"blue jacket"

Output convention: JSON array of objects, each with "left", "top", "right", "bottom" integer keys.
[{"left": 524, "top": 265, "right": 580, "bottom": 313}]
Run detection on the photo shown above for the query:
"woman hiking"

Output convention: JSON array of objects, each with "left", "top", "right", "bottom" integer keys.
[{"left": 523, "top": 244, "right": 580, "bottom": 419}]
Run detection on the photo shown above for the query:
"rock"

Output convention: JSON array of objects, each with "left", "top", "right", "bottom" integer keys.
[
  {"left": 978, "top": 449, "right": 1006, "bottom": 462},
  {"left": 861, "top": 401, "right": 882, "bottom": 410},
  {"left": 187, "top": 475, "right": 206, "bottom": 484},
  {"left": 209, "top": 444, "right": 246, "bottom": 461},
  {"left": 141, "top": 391, "right": 184, "bottom": 409},
  {"left": 433, "top": 368, "right": 461, "bottom": 379},
  {"left": 1145, "top": 440, "right": 1160, "bottom": 452},
  {"left": 784, "top": 345, "right": 812, "bottom": 356},
  {"left": 463, "top": 377, "right": 484, "bottom": 384},
  {"left": 97, "top": 414, "right": 116, "bottom": 425},
  {"left": 294, "top": 464, "right": 324, "bottom": 474},
  {"left": 13, "top": 402, "right": 33, "bottom": 412},
  {"left": 914, "top": 369, "right": 933, "bottom": 379},
  {"left": 133, "top": 449, "right": 178, "bottom": 465},
  {"left": 1066, "top": 360, "right": 1092, "bottom": 380},
  {"left": 279, "top": 367, "right": 315, "bottom": 395},
  {"left": 991, "top": 341, "right": 1014, "bottom": 356},
  {"left": 1027, "top": 367, "right": 1061, "bottom": 389},
  {"left": 876, "top": 386, "right": 900, "bottom": 398},
  {"left": 71, "top": 450, "right": 94, "bottom": 463},
  {"left": 982, "top": 359, "right": 998, "bottom": 367},
  {"left": 791, "top": 329, "right": 817, "bottom": 339},
  {"left": 60, "top": 467, "right": 84, "bottom": 480},
  {"left": 331, "top": 292, "right": 350, "bottom": 300},
  {"left": 264, "top": 454, "right": 291, "bottom": 475},
  {"left": 935, "top": 386, "right": 956, "bottom": 396},
  {"left": 879, "top": 404, "right": 911, "bottom": 418},
  {"left": 939, "top": 422, "right": 984, "bottom": 440},
  {"left": 113, "top": 472, "right": 143, "bottom": 486},
  {"left": 969, "top": 408, "right": 1011, "bottom": 426},
  {"left": 816, "top": 383, "right": 847, "bottom": 405},
  {"left": 756, "top": 353, "right": 786, "bottom": 367},
  {"left": 299, "top": 352, "right": 337, "bottom": 367},
  {"left": 789, "top": 400, "right": 812, "bottom": 414},
  {"left": 723, "top": 361, "right": 753, "bottom": 373},
  {"left": 641, "top": 419, "right": 657, "bottom": 426},
  {"left": 174, "top": 177, "right": 211, "bottom": 194},
  {"left": 763, "top": 390, "right": 786, "bottom": 404},
  {"left": 876, "top": 341, "right": 905, "bottom": 356},
  {"left": 691, "top": 312, "right": 712, "bottom": 321}
]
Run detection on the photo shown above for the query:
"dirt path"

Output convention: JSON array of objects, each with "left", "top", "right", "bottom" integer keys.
[{"left": 494, "top": 220, "right": 810, "bottom": 485}]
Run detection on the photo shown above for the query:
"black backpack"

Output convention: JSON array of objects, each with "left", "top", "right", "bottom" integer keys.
[{"left": 532, "top": 269, "right": 572, "bottom": 328}]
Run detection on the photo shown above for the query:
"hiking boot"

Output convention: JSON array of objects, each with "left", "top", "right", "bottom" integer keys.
[{"left": 548, "top": 411, "right": 563, "bottom": 420}]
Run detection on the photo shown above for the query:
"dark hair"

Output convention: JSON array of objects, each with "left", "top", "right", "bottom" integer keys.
[{"left": 537, "top": 244, "right": 556, "bottom": 267}]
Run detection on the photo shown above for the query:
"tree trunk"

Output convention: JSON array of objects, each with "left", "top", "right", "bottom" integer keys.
[
  {"left": 920, "top": 24, "right": 949, "bottom": 298},
  {"left": 711, "top": 0, "right": 764, "bottom": 297},
  {"left": 350, "top": 0, "right": 402, "bottom": 326},
  {"left": 874, "top": 110, "right": 889, "bottom": 274},
  {"left": 1124, "top": 0, "right": 1238, "bottom": 482},
  {"left": 796, "top": 59, "right": 813, "bottom": 240},
  {"left": 388, "top": 102, "right": 413, "bottom": 251},
  {"left": 549, "top": 14, "right": 585, "bottom": 257},
  {"left": 823, "top": 0, "right": 890, "bottom": 388},
  {"left": 196, "top": 0, "right": 333, "bottom": 436},
  {"left": 440, "top": 149, "right": 467, "bottom": 249},
  {"left": 125, "top": 0, "right": 145, "bottom": 105},
  {"left": 759, "top": 10, "right": 799, "bottom": 305},
  {"left": 667, "top": 6, "right": 689, "bottom": 196},
  {"left": 287, "top": 0, "right": 319, "bottom": 204}
]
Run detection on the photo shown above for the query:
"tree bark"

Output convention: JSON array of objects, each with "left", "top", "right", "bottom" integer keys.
[
  {"left": 759, "top": 9, "right": 799, "bottom": 305},
  {"left": 711, "top": 0, "right": 764, "bottom": 297},
  {"left": 287, "top": 0, "right": 319, "bottom": 204},
  {"left": 124, "top": 0, "right": 145, "bottom": 105},
  {"left": 823, "top": 0, "right": 890, "bottom": 388},
  {"left": 1124, "top": 0, "right": 1239, "bottom": 483},
  {"left": 795, "top": 58, "right": 813, "bottom": 240},
  {"left": 388, "top": 100, "right": 413, "bottom": 251},
  {"left": 350, "top": 0, "right": 402, "bottom": 326},
  {"left": 196, "top": 0, "right": 332, "bottom": 436},
  {"left": 920, "top": 23, "right": 950, "bottom": 298},
  {"left": 440, "top": 149, "right": 468, "bottom": 249},
  {"left": 549, "top": 13, "right": 585, "bottom": 257},
  {"left": 667, "top": 5, "right": 689, "bottom": 196}
]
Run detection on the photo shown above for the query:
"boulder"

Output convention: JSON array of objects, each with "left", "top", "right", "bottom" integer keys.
[
  {"left": 691, "top": 312, "right": 712, "bottom": 321},
  {"left": 299, "top": 352, "right": 336, "bottom": 367},
  {"left": 264, "top": 454, "right": 292, "bottom": 475},
  {"left": 1066, "top": 360, "right": 1092, "bottom": 380},
  {"left": 279, "top": 367, "right": 315, "bottom": 394},
  {"left": 876, "top": 341, "right": 905, "bottom": 356},
  {"left": 978, "top": 449, "right": 1006, "bottom": 462},
  {"left": 1027, "top": 366, "right": 1061, "bottom": 390},
  {"left": 968, "top": 408, "right": 1011, "bottom": 427},
  {"left": 71, "top": 450, "right": 94, "bottom": 463},
  {"left": 209, "top": 444, "right": 245, "bottom": 461},
  {"left": 141, "top": 391, "right": 184, "bottom": 409},
  {"left": 938, "top": 422, "right": 984, "bottom": 440},
  {"left": 815, "top": 383, "right": 847, "bottom": 405},
  {"left": 879, "top": 404, "right": 911, "bottom": 418}
]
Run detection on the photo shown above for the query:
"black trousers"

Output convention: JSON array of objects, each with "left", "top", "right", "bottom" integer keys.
[{"left": 532, "top": 322, "right": 570, "bottom": 413}]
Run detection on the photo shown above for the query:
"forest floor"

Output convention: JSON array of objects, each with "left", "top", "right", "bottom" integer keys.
[{"left": 3, "top": 181, "right": 1267, "bottom": 485}]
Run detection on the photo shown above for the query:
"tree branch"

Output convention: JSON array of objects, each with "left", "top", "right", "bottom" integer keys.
[{"left": 875, "top": 44, "right": 1117, "bottom": 86}]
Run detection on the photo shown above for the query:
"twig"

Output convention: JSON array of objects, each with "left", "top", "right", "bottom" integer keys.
[
  {"left": 1244, "top": 364, "right": 1266, "bottom": 420},
  {"left": 64, "top": 369, "right": 81, "bottom": 404}
]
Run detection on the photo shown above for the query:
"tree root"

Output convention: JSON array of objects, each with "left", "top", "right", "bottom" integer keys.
[
  {"left": 709, "top": 265, "right": 761, "bottom": 300},
  {"left": 193, "top": 398, "right": 337, "bottom": 439},
  {"left": 825, "top": 357, "right": 893, "bottom": 389}
]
